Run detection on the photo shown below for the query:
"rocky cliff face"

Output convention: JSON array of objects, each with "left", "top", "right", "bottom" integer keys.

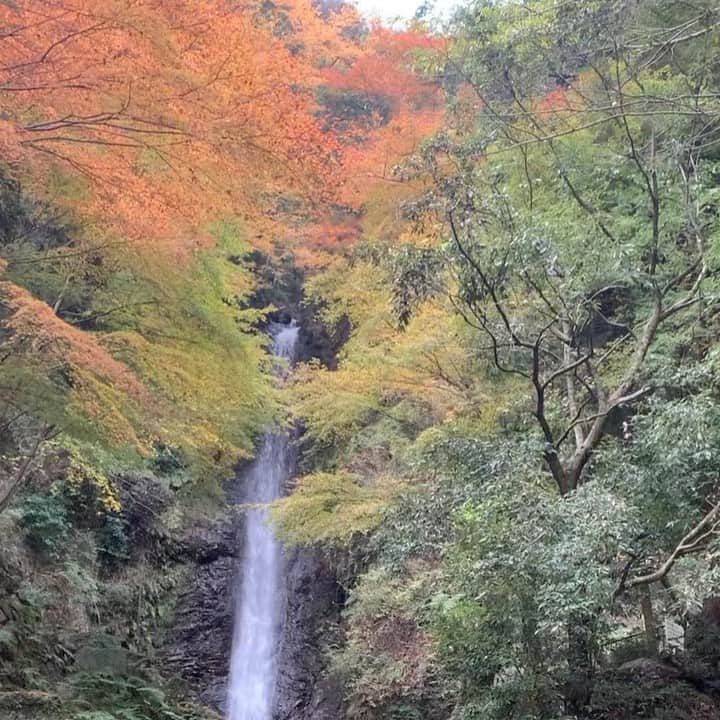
[
  {"left": 275, "top": 548, "right": 345, "bottom": 720},
  {"left": 160, "top": 517, "right": 239, "bottom": 711},
  {"left": 160, "top": 509, "right": 345, "bottom": 719}
]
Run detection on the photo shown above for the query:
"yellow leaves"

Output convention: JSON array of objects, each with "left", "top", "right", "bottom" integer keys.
[
  {"left": 68, "top": 368, "right": 148, "bottom": 451},
  {"left": 106, "top": 305, "right": 275, "bottom": 474},
  {"left": 297, "top": 261, "right": 481, "bottom": 438},
  {"left": 290, "top": 361, "right": 383, "bottom": 446},
  {"left": 271, "top": 471, "right": 399, "bottom": 546},
  {"left": 65, "top": 453, "right": 122, "bottom": 515},
  {"left": 306, "top": 259, "right": 392, "bottom": 330},
  {"left": 45, "top": 165, "right": 90, "bottom": 203}
]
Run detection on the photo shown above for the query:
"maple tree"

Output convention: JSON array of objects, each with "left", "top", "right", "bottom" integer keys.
[
  {"left": 291, "top": 21, "right": 446, "bottom": 261},
  {"left": 0, "top": 0, "right": 347, "bottom": 250},
  {"left": 0, "top": 0, "right": 449, "bottom": 494},
  {"left": 0, "top": 0, "right": 365, "bottom": 488}
]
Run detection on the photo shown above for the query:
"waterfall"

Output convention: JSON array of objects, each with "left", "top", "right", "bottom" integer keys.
[{"left": 226, "top": 321, "right": 300, "bottom": 720}]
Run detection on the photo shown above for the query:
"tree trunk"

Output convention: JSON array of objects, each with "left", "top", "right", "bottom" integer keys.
[
  {"left": 0, "top": 426, "right": 51, "bottom": 515},
  {"left": 565, "top": 613, "right": 595, "bottom": 717},
  {"left": 640, "top": 586, "right": 659, "bottom": 656}
]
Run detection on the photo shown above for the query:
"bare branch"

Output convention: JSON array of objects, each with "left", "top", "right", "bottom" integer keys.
[
  {"left": 626, "top": 497, "right": 720, "bottom": 590},
  {"left": 0, "top": 424, "right": 56, "bottom": 516}
]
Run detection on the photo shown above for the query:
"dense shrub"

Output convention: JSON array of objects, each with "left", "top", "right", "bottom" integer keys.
[
  {"left": 18, "top": 450, "right": 131, "bottom": 569},
  {"left": 19, "top": 493, "right": 71, "bottom": 559},
  {"left": 70, "top": 673, "right": 221, "bottom": 720},
  {"left": 150, "top": 443, "right": 188, "bottom": 478},
  {"left": 94, "top": 513, "right": 129, "bottom": 568}
]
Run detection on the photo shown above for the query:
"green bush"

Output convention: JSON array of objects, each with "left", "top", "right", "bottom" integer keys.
[
  {"left": 151, "top": 443, "right": 188, "bottom": 477},
  {"left": 94, "top": 513, "right": 129, "bottom": 569},
  {"left": 19, "top": 494, "right": 71, "bottom": 559},
  {"left": 71, "top": 673, "right": 183, "bottom": 720}
]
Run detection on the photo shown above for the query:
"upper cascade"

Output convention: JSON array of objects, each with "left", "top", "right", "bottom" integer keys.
[{"left": 272, "top": 320, "right": 300, "bottom": 363}]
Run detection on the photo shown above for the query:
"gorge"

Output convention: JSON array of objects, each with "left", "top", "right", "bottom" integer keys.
[{"left": 2, "top": 2, "right": 720, "bottom": 720}]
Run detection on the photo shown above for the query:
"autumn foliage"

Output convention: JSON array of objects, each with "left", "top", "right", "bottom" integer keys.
[
  {"left": 0, "top": 0, "right": 446, "bottom": 480},
  {"left": 0, "top": 0, "right": 348, "bottom": 252}
]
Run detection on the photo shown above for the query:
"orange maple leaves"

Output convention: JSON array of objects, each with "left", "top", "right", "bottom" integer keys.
[
  {"left": 0, "top": 1, "right": 446, "bottom": 262},
  {"left": 0, "top": 0, "right": 344, "bottom": 257},
  {"left": 1, "top": 280, "right": 147, "bottom": 401},
  {"left": 296, "top": 23, "right": 446, "bottom": 259}
]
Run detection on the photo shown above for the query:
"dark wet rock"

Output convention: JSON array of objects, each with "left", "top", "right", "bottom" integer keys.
[
  {"left": 75, "top": 633, "right": 130, "bottom": 674},
  {"left": 296, "top": 313, "right": 350, "bottom": 369},
  {"left": 161, "top": 553, "right": 235, "bottom": 710},
  {"left": 275, "top": 548, "right": 345, "bottom": 720},
  {"left": 172, "top": 516, "right": 240, "bottom": 564},
  {"left": 160, "top": 515, "right": 241, "bottom": 711},
  {"left": 115, "top": 472, "right": 174, "bottom": 559}
]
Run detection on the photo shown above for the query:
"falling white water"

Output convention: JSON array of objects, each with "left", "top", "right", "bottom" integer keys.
[{"left": 226, "top": 321, "right": 300, "bottom": 720}]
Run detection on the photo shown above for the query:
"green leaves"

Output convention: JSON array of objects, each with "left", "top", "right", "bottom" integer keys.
[
  {"left": 19, "top": 494, "right": 71, "bottom": 560},
  {"left": 70, "top": 673, "right": 194, "bottom": 720},
  {"left": 387, "top": 244, "right": 445, "bottom": 328}
]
